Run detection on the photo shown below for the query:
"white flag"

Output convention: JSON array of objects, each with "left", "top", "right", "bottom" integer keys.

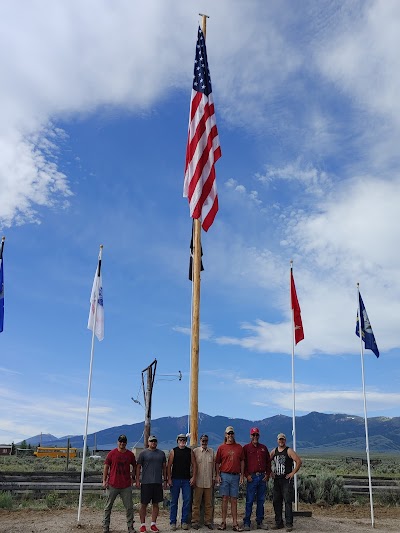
[{"left": 87, "top": 262, "right": 104, "bottom": 341}]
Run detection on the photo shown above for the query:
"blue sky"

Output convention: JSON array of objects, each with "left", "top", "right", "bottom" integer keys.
[{"left": 1, "top": 0, "right": 400, "bottom": 444}]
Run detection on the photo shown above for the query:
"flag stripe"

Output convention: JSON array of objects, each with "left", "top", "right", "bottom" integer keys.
[{"left": 183, "top": 27, "right": 221, "bottom": 232}]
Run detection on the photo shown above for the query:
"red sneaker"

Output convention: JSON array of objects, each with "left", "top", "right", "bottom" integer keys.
[
  {"left": 150, "top": 525, "right": 159, "bottom": 532},
  {"left": 140, "top": 526, "right": 147, "bottom": 533}
]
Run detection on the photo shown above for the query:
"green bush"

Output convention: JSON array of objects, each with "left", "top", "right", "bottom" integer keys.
[
  {"left": 297, "top": 475, "right": 350, "bottom": 505},
  {"left": 0, "top": 491, "right": 13, "bottom": 509},
  {"left": 46, "top": 491, "right": 59, "bottom": 508}
]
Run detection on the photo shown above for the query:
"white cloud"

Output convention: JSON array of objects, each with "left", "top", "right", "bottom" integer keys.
[
  {"left": 0, "top": 385, "right": 139, "bottom": 442},
  {"left": 173, "top": 323, "right": 213, "bottom": 341},
  {"left": 225, "top": 179, "right": 262, "bottom": 207},
  {"left": 0, "top": 0, "right": 309, "bottom": 228},
  {"left": 256, "top": 159, "right": 333, "bottom": 198},
  {"left": 236, "top": 377, "right": 400, "bottom": 415}
]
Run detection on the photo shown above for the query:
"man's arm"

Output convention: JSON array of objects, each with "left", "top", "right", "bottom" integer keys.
[
  {"left": 239, "top": 446, "right": 245, "bottom": 484},
  {"left": 131, "top": 456, "right": 136, "bottom": 484},
  {"left": 243, "top": 445, "right": 251, "bottom": 481},
  {"left": 286, "top": 448, "right": 302, "bottom": 479},
  {"left": 240, "top": 459, "right": 245, "bottom": 484},
  {"left": 264, "top": 447, "right": 272, "bottom": 480},
  {"left": 215, "top": 451, "right": 221, "bottom": 484},
  {"left": 269, "top": 448, "right": 276, "bottom": 478},
  {"left": 136, "top": 463, "right": 141, "bottom": 488},
  {"left": 190, "top": 450, "right": 197, "bottom": 486},
  {"left": 103, "top": 464, "right": 110, "bottom": 488},
  {"left": 162, "top": 458, "right": 167, "bottom": 489},
  {"left": 167, "top": 449, "right": 174, "bottom": 486}
]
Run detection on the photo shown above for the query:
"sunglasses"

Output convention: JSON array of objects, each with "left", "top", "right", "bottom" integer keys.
[
  {"left": 118, "top": 440, "right": 127, "bottom": 444},
  {"left": 226, "top": 431, "right": 234, "bottom": 435},
  {"left": 178, "top": 438, "right": 187, "bottom": 441},
  {"left": 251, "top": 433, "right": 260, "bottom": 437},
  {"left": 149, "top": 439, "right": 157, "bottom": 443}
]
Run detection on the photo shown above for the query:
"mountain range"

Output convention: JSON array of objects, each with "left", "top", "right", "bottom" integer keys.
[{"left": 19, "top": 412, "right": 400, "bottom": 453}]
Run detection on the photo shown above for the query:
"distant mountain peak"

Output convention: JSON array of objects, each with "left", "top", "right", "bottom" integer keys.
[{"left": 17, "top": 412, "right": 400, "bottom": 452}]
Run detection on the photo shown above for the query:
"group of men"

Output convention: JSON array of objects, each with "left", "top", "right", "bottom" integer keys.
[{"left": 102, "top": 427, "right": 302, "bottom": 533}]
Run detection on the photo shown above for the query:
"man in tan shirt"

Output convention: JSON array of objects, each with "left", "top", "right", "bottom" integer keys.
[{"left": 192, "top": 434, "right": 215, "bottom": 529}]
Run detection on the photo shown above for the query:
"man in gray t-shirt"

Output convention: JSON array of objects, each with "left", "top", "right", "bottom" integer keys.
[{"left": 136, "top": 436, "right": 167, "bottom": 533}]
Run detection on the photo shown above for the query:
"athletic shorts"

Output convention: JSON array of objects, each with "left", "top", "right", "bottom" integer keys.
[
  {"left": 141, "top": 483, "right": 164, "bottom": 504},
  {"left": 220, "top": 472, "right": 240, "bottom": 498}
]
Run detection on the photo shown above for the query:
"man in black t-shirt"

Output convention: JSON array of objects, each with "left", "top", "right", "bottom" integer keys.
[
  {"left": 270, "top": 433, "right": 302, "bottom": 532},
  {"left": 167, "top": 434, "right": 197, "bottom": 530}
]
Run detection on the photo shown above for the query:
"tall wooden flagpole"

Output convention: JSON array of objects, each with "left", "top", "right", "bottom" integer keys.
[{"left": 189, "top": 13, "right": 209, "bottom": 448}]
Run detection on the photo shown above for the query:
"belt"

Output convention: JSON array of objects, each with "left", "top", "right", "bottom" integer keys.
[
  {"left": 221, "top": 472, "right": 240, "bottom": 475},
  {"left": 250, "top": 472, "right": 265, "bottom": 476}
]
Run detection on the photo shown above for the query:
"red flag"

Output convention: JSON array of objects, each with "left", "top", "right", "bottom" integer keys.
[
  {"left": 183, "top": 27, "right": 221, "bottom": 232},
  {"left": 290, "top": 268, "right": 304, "bottom": 345}
]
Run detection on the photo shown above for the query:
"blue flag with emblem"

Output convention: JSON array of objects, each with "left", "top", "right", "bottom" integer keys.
[
  {"left": 0, "top": 238, "right": 4, "bottom": 333},
  {"left": 356, "top": 292, "right": 379, "bottom": 358}
]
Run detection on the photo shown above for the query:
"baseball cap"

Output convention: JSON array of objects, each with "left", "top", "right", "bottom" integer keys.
[
  {"left": 177, "top": 433, "right": 187, "bottom": 441},
  {"left": 250, "top": 427, "right": 260, "bottom": 435},
  {"left": 225, "top": 426, "right": 234, "bottom": 433},
  {"left": 200, "top": 434, "right": 209, "bottom": 440},
  {"left": 118, "top": 434, "right": 128, "bottom": 443},
  {"left": 148, "top": 435, "right": 157, "bottom": 442},
  {"left": 277, "top": 433, "right": 286, "bottom": 440}
]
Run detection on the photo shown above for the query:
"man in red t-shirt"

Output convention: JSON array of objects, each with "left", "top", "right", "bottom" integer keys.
[
  {"left": 215, "top": 426, "right": 244, "bottom": 532},
  {"left": 103, "top": 434, "right": 136, "bottom": 533}
]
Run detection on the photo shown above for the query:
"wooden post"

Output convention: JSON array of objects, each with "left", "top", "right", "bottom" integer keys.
[
  {"left": 66, "top": 437, "right": 70, "bottom": 471},
  {"left": 189, "top": 13, "right": 209, "bottom": 448},
  {"left": 190, "top": 219, "right": 201, "bottom": 447},
  {"left": 142, "top": 359, "right": 157, "bottom": 448}
]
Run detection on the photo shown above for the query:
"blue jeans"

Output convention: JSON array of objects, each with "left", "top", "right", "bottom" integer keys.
[
  {"left": 244, "top": 473, "right": 267, "bottom": 526},
  {"left": 273, "top": 477, "right": 293, "bottom": 527},
  {"left": 170, "top": 478, "right": 191, "bottom": 525}
]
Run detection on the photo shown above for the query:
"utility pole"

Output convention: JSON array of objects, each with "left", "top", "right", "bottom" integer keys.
[{"left": 142, "top": 359, "right": 157, "bottom": 448}]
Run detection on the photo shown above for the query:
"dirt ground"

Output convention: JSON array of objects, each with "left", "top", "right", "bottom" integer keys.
[{"left": 0, "top": 504, "right": 399, "bottom": 533}]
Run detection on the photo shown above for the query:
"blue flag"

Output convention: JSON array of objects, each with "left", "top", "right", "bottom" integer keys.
[
  {"left": 356, "top": 292, "right": 379, "bottom": 358},
  {"left": 0, "top": 240, "right": 4, "bottom": 333}
]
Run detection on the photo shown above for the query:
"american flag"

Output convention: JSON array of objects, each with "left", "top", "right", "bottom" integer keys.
[{"left": 183, "top": 27, "right": 221, "bottom": 232}]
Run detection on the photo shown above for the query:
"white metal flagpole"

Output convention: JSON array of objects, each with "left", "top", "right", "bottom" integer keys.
[
  {"left": 77, "top": 245, "right": 103, "bottom": 525},
  {"left": 290, "top": 260, "right": 298, "bottom": 511},
  {"left": 357, "top": 283, "right": 375, "bottom": 528}
]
